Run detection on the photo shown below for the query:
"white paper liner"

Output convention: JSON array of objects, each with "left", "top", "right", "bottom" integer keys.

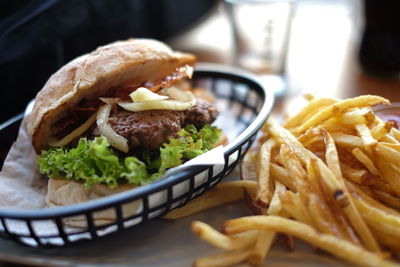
[{"left": 0, "top": 118, "right": 47, "bottom": 210}]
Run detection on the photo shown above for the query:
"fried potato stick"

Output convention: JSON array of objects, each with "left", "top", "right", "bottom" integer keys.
[
  {"left": 354, "top": 199, "right": 400, "bottom": 240},
  {"left": 223, "top": 216, "right": 396, "bottom": 267},
  {"left": 322, "top": 129, "right": 343, "bottom": 179},
  {"left": 375, "top": 143, "right": 400, "bottom": 196},
  {"left": 390, "top": 127, "right": 400, "bottom": 142},
  {"left": 192, "top": 221, "right": 258, "bottom": 250},
  {"left": 382, "top": 143, "right": 400, "bottom": 152},
  {"left": 269, "top": 122, "right": 369, "bottom": 246},
  {"left": 331, "top": 132, "right": 364, "bottom": 149},
  {"left": 267, "top": 181, "right": 286, "bottom": 216},
  {"left": 372, "top": 227, "right": 400, "bottom": 256},
  {"left": 355, "top": 123, "right": 377, "bottom": 152},
  {"left": 352, "top": 148, "right": 380, "bottom": 176},
  {"left": 371, "top": 121, "right": 393, "bottom": 141},
  {"left": 256, "top": 138, "right": 276, "bottom": 207},
  {"left": 371, "top": 189, "right": 400, "bottom": 210},
  {"left": 248, "top": 230, "right": 275, "bottom": 265},
  {"left": 340, "top": 163, "right": 374, "bottom": 185},
  {"left": 268, "top": 120, "right": 367, "bottom": 246},
  {"left": 319, "top": 129, "right": 380, "bottom": 251},
  {"left": 163, "top": 180, "right": 256, "bottom": 220},
  {"left": 347, "top": 181, "right": 400, "bottom": 218},
  {"left": 306, "top": 158, "right": 352, "bottom": 240},
  {"left": 340, "top": 109, "right": 368, "bottom": 125},
  {"left": 270, "top": 163, "right": 296, "bottom": 191},
  {"left": 248, "top": 181, "right": 286, "bottom": 265},
  {"left": 284, "top": 98, "right": 338, "bottom": 128},
  {"left": 266, "top": 120, "right": 343, "bottom": 194},
  {"left": 293, "top": 95, "right": 389, "bottom": 135},
  {"left": 194, "top": 248, "right": 252, "bottom": 267}
]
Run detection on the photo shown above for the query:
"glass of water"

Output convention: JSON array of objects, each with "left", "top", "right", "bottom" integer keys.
[{"left": 224, "top": 0, "right": 296, "bottom": 95}]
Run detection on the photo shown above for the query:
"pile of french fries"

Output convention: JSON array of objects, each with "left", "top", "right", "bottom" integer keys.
[{"left": 164, "top": 95, "right": 400, "bottom": 266}]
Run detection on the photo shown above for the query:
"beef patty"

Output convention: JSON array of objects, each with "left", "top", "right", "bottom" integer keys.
[{"left": 108, "top": 98, "right": 218, "bottom": 150}]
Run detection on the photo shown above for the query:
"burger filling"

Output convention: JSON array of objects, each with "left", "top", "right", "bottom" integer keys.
[
  {"left": 37, "top": 78, "right": 222, "bottom": 189},
  {"left": 108, "top": 98, "right": 218, "bottom": 150}
]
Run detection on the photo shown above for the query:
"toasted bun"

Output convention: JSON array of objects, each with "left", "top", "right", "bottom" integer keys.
[
  {"left": 27, "top": 38, "right": 196, "bottom": 153},
  {"left": 46, "top": 179, "right": 140, "bottom": 227}
]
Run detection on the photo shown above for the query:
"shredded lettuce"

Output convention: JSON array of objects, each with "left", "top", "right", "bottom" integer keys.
[{"left": 37, "top": 124, "right": 221, "bottom": 188}]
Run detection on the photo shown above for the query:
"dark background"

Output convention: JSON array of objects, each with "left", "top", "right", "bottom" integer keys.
[
  {"left": 358, "top": 0, "right": 400, "bottom": 78},
  {"left": 0, "top": 0, "right": 217, "bottom": 123}
]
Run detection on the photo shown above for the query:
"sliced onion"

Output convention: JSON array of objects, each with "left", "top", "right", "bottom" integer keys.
[
  {"left": 48, "top": 113, "right": 97, "bottom": 147},
  {"left": 99, "top": 97, "right": 118, "bottom": 105},
  {"left": 97, "top": 104, "right": 129, "bottom": 153},
  {"left": 119, "top": 86, "right": 196, "bottom": 112},
  {"left": 167, "top": 87, "right": 196, "bottom": 103},
  {"left": 129, "top": 87, "right": 169, "bottom": 102},
  {"left": 118, "top": 99, "right": 194, "bottom": 112}
]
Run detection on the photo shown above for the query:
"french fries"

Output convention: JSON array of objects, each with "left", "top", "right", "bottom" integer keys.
[
  {"left": 222, "top": 216, "right": 397, "bottom": 267},
  {"left": 352, "top": 148, "right": 381, "bottom": 176},
  {"left": 194, "top": 249, "right": 252, "bottom": 267},
  {"left": 283, "top": 97, "right": 338, "bottom": 128},
  {"left": 255, "top": 139, "right": 276, "bottom": 207},
  {"left": 192, "top": 221, "right": 258, "bottom": 250},
  {"left": 166, "top": 95, "right": 400, "bottom": 266},
  {"left": 163, "top": 180, "right": 256, "bottom": 220},
  {"left": 292, "top": 95, "right": 390, "bottom": 134}
]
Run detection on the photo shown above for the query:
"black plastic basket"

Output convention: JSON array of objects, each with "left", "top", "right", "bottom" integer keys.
[{"left": 0, "top": 63, "right": 274, "bottom": 247}]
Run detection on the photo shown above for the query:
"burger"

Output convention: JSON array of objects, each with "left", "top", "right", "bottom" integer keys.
[{"left": 27, "top": 39, "right": 225, "bottom": 210}]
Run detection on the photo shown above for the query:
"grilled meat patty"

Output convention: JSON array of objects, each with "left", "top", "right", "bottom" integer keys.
[{"left": 108, "top": 98, "right": 218, "bottom": 150}]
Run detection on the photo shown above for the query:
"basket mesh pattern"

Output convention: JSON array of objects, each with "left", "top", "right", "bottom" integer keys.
[{"left": 0, "top": 68, "right": 273, "bottom": 247}]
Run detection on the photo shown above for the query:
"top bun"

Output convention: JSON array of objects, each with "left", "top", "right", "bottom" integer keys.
[{"left": 27, "top": 39, "right": 196, "bottom": 152}]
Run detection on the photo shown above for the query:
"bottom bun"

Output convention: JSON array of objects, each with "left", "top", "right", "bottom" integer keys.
[{"left": 46, "top": 179, "right": 139, "bottom": 227}]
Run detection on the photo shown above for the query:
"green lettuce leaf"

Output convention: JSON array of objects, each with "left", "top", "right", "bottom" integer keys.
[
  {"left": 159, "top": 124, "right": 221, "bottom": 171},
  {"left": 121, "top": 157, "right": 149, "bottom": 185},
  {"left": 38, "top": 137, "right": 128, "bottom": 188},
  {"left": 37, "top": 124, "right": 221, "bottom": 188}
]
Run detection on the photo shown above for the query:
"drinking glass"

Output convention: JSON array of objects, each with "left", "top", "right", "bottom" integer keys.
[{"left": 224, "top": 0, "right": 296, "bottom": 96}]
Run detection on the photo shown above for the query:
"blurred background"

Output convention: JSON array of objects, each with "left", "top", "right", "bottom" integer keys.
[{"left": 0, "top": 0, "right": 399, "bottom": 123}]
